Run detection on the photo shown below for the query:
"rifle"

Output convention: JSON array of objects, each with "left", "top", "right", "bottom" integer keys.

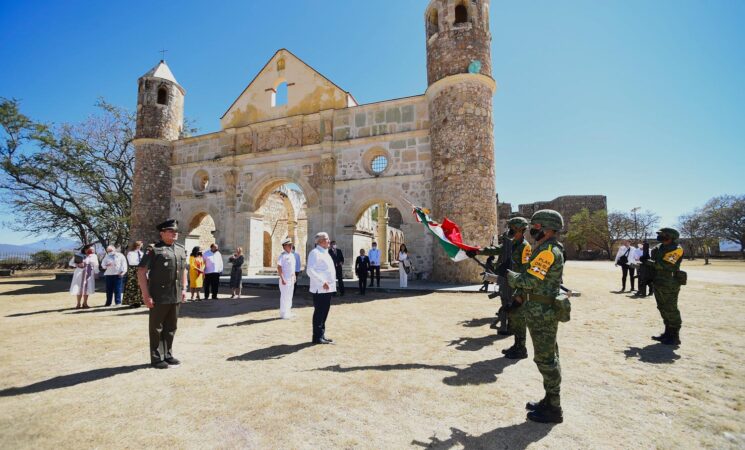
[{"left": 469, "top": 254, "right": 581, "bottom": 298}]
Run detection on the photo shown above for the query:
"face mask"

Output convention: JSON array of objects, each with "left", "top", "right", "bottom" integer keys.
[
  {"left": 656, "top": 235, "right": 665, "bottom": 242},
  {"left": 529, "top": 228, "right": 544, "bottom": 241},
  {"left": 507, "top": 228, "right": 516, "bottom": 238}
]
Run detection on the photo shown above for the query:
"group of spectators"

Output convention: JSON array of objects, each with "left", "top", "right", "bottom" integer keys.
[{"left": 614, "top": 239, "right": 654, "bottom": 297}]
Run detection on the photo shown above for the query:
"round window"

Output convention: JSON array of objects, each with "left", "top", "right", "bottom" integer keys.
[
  {"left": 192, "top": 170, "right": 210, "bottom": 192},
  {"left": 371, "top": 155, "right": 389, "bottom": 174}
]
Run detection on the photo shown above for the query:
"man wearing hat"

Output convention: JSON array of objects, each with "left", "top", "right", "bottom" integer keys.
[
  {"left": 646, "top": 227, "right": 685, "bottom": 346},
  {"left": 277, "top": 237, "right": 296, "bottom": 319},
  {"left": 472, "top": 216, "right": 533, "bottom": 359},
  {"left": 137, "top": 218, "right": 188, "bottom": 369},
  {"left": 507, "top": 209, "right": 566, "bottom": 423}
]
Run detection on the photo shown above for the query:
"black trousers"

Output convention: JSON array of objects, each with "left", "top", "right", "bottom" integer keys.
[
  {"left": 621, "top": 264, "right": 636, "bottom": 290},
  {"left": 293, "top": 272, "right": 301, "bottom": 294},
  {"left": 335, "top": 266, "right": 345, "bottom": 294},
  {"left": 357, "top": 273, "right": 367, "bottom": 294},
  {"left": 369, "top": 265, "right": 380, "bottom": 286},
  {"left": 204, "top": 273, "right": 220, "bottom": 298},
  {"left": 149, "top": 303, "right": 180, "bottom": 363},
  {"left": 312, "top": 292, "right": 332, "bottom": 340}
]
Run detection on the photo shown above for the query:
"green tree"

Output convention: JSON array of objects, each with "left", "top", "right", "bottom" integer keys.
[
  {"left": 566, "top": 208, "right": 612, "bottom": 259},
  {"left": 678, "top": 209, "right": 717, "bottom": 264},
  {"left": 0, "top": 98, "right": 135, "bottom": 248},
  {"left": 705, "top": 194, "right": 745, "bottom": 258},
  {"left": 30, "top": 250, "right": 56, "bottom": 267}
]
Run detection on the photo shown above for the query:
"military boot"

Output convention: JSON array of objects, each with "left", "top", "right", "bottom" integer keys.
[
  {"left": 525, "top": 394, "right": 548, "bottom": 411},
  {"left": 661, "top": 328, "right": 681, "bottom": 346},
  {"left": 651, "top": 326, "right": 669, "bottom": 342},
  {"left": 527, "top": 395, "right": 563, "bottom": 423},
  {"left": 501, "top": 344, "right": 515, "bottom": 355},
  {"left": 504, "top": 346, "right": 528, "bottom": 360}
]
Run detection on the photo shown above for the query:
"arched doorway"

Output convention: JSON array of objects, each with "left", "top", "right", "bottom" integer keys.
[
  {"left": 185, "top": 213, "right": 216, "bottom": 254},
  {"left": 353, "top": 202, "right": 405, "bottom": 270},
  {"left": 254, "top": 183, "right": 308, "bottom": 271}
]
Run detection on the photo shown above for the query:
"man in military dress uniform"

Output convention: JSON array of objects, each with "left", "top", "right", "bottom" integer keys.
[
  {"left": 507, "top": 210, "right": 566, "bottom": 423},
  {"left": 647, "top": 227, "right": 685, "bottom": 346},
  {"left": 137, "top": 219, "right": 188, "bottom": 369},
  {"left": 471, "top": 217, "right": 533, "bottom": 359}
]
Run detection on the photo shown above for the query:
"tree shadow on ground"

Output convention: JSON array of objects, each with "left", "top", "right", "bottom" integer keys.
[
  {"left": 218, "top": 317, "right": 281, "bottom": 328},
  {"left": 65, "top": 305, "right": 130, "bottom": 314},
  {"left": 0, "top": 278, "right": 73, "bottom": 297},
  {"left": 623, "top": 343, "right": 680, "bottom": 364},
  {"left": 447, "top": 334, "right": 505, "bottom": 352},
  {"left": 113, "top": 308, "right": 149, "bottom": 316},
  {"left": 411, "top": 421, "right": 555, "bottom": 450},
  {"left": 458, "top": 317, "right": 495, "bottom": 328},
  {"left": 0, "top": 364, "right": 149, "bottom": 397},
  {"left": 6, "top": 306, "right": 79, "bottom": 317},
  {"left": 315, "top": 357, "right": 519, "bottom": 386},
  {"left": 227, "top": 342, "right": 315, "bottom": 361}
]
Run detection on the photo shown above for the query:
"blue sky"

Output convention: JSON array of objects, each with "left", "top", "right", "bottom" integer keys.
[{"left": 1, "top": 0, "right": 743, "bottom": 244}]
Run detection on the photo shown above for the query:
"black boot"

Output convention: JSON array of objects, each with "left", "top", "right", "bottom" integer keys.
[
  {"left": 652, "top": 326, "right": 669, "bottom": 342},
  {"left": 526, "top": 395, "right": 547, "bottom": 411},
  {"left": 527, "top": 395, "right": 563, "bottom": 423},
  {"left": 501, "top": 344, "right": 515, "bottom": 355},
  {"left": 504, "top": 346, "right": 528, "bottom": 360},
  {"left": 661, "top": 328, "right": 681, "bottom": 346}
]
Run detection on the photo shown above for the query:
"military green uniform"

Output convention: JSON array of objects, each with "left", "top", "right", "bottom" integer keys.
[
  {"left": 647, "top": 229, "right": 684, "bottom": 344},
  {"left": 140, "top": 240, "right": 187, "bottom": 364},
  {"left": 509, "top": 237, "right": 564, "bottom": 407},
  {"left": 480, "top": 237, "right": 532, "bottom": 350}
]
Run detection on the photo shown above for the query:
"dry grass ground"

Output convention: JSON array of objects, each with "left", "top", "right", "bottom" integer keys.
[{"left": 1, "top": 261, "right": 744, "bottom": 449}]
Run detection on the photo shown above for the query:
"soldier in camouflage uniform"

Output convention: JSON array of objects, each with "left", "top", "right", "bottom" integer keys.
[
  {"left": 473, "top": 217, "right": 533, "bottom": 359},
  {"left": 507, "top": 209, "right": 566, "bottom": 423},
  {"left": 646, "top": 227, "right": 685, "bottom": 346},
  {"left": 137, "top": 219, "right": 188, "bottom": 369}
]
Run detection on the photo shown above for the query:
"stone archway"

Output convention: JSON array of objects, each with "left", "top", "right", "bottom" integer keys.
[{"left": 185, "top": 212, "right": 216, "bottom": 254}]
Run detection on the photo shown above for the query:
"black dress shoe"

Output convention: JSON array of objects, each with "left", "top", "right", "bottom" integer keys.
[
  {"left": 312, "top": 338, "right": 332, "bottom": 344},
  {"left": 151, "top": 361, "right": 169, "bottom": 369},
  {"left": 165, "top": 357, "right": 181, "bottom": 366},
  {"left": 322, "top": 336, "right": 333, "bottom": 343}
]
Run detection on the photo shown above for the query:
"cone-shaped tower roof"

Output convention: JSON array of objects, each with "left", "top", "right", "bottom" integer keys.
[{"left": 140, "top": 60, "right": 180, "bottom": 86}]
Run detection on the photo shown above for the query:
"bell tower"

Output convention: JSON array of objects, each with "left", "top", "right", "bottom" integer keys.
[
  {"left": 426, "top": 0, "right": 497, "bottom": 283},
  {"left": 130, "top": 60, "right": 185, "bottom": 244}
]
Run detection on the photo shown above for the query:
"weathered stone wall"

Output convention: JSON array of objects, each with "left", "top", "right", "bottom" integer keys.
[
  {"left": 130, "top": 141, "right": 174, "bottom": 245},
  {"left": 426, "top": 0, "right": 492, "bottom": 85},
  {"left": 135, "top": 78, "right": 184, "bottom": 141},
  {"left": 429, "top": 79, "right": 496, "bottom": 282}
]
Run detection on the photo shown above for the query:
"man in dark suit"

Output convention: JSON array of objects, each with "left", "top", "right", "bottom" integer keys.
[
  {"left": 355, "top": 249, "right": 371, "bottom": 295},
  {"left": 329, "top": 240, "right": 345, "bottom": 296}
]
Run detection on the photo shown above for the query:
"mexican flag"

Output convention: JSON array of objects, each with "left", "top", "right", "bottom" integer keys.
[{"left": 412, "top": 206, "right": 480, "bottom": 262}]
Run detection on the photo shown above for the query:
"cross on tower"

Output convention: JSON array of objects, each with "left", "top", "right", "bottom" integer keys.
[{"left": 159, "top": 48, "right": 168, "bottom": 61}]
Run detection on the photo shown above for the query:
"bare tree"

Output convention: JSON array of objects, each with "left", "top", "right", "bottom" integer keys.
[
  {"left": 628, "top": 207, "right": 660, "bottom": 242},
  {"left": 705, "top": 195, "right": 745, "bottom": 259},
  {"left": 678, "top": 209, "right": 717, "bottom": 264},
  {"left": 0, "top": 98, "right": 135, "bottom": 248}
]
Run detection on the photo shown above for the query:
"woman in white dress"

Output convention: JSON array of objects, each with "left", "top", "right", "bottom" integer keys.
[
  {"left": 398, "top": 244, "right": 409, "bottom": 288},
  {"left": 69, "top": 245, "right": 100, "bottom": 309}
]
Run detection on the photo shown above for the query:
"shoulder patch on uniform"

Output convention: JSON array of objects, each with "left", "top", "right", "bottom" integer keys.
[
  {"left": 522, "top": 244, "right": 532, "bottom": 264},
  {"left": 663, "top": 247, "right": 684, "bottom": 265},
  {"left": 528, "top": 249, "right": 555, "bottom": 280}
]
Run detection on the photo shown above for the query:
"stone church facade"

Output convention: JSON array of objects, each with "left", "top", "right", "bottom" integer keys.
[{"left": 130, "top": 0, "right": 497, "bottom": 282}]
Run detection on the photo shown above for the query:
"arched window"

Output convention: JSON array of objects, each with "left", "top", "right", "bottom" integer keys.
[
  {"left": 427, "top": 9, "right": 439, "bottom": 38},
  {"left": 272, "top": 82, "right": 288, "bottom": 107},
  {"left": 157, "top": 87, "right": 168, "bottom": 105},
  {"left": 455, "top": 3, "right": 468, "bottom": 24}
]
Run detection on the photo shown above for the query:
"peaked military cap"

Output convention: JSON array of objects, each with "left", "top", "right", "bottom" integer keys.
[
  {"left": 156, "top": 218, "right": 179, "bottom": 231},
  {"left": 281, "top": 238, "right": 293, "bottom": 246},
  {"left": 507, "top": 216, "right": 529, "bottom": 228},
  {"left": 657, "top": 227, "right": 680, "bottom": 240},
  {"left": 530, "top": 209, "right": 564, "bottom": 231}
]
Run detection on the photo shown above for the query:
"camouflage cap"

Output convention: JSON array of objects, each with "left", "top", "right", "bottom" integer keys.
[
  {"left": 530, "top": 209, "right": 564, "bottom": 231},
  {"left": 657, "top": 227, "right": 680, "bottom": 240},
  {"left": 507, "top": 216, "right": 529, "bottom": 229}
]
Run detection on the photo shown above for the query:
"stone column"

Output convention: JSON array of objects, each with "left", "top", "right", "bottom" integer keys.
[
  {"left": 243, "top": 213, "right": 265, "bottom": 275},
  {"left": 287, "top": 220, "right": 298, "bottom": 245},
  {"left": 376, "top": 202, "right": 390, "bottom": 268}
]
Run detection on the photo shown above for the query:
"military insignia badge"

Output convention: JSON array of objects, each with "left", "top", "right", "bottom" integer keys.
[
  {"left": 522, "top": 244, "right": 532, "bottom": 264},
  {"left": 528, "top": 249, "right": 555, "bottom": 280},
  {"left": 663, "top": 247, "right": 684, "bottom": 264}
]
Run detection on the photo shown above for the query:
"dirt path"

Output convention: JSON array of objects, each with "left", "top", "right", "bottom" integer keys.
[{"left": 0, "top": 265, "right": 744, "bottom": 449}]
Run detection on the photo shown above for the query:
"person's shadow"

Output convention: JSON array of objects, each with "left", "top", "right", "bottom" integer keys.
[
  {"left": 447, "top": 335, "right": 502, "bottom": 352},
  {"left": 623, "top": 343, "right": 680, "bottom": 364},
  {"left": 458, "top": 317, "right": 495, "bottom": 328},
  {"left": 0, "top": 364, "right": 149, "bottom": 397},
  {"left": 227, "top": 342, "right": 314, "bottom": 361},
  {"left": 315, "top": 357, "right": 519, "bottom": 386},
  {"left": 218, "top": 317, "right": 281, "bottom": 328},
  {"left": 411, "top": 421, "right": 555, "bottom": 449}
]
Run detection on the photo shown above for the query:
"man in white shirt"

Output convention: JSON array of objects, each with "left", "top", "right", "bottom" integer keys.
[
  {"left": 102, "top": 245, "right": 128, "bottom": 306},
  {"left": 614, "top": 240, "right": 635, "bottom": 292},
  {"left": 307, "top": 232, "right": 336, "bottom": 344},
  {"left": 368, "top": 241, "right": 381, "bottom": 287},
  {"left": 277, "top": 238, "right": 296, "bottom": 319},
  {"left": 203, "top": 244, "right": 224, "bottom": 300}
]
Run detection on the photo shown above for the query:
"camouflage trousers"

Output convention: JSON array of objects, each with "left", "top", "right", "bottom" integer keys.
[
  {"left": 509, "top": 304, "right": 526, "bottom": 348},
  {"left": 653, "top": 283, "right": 682, "bottom": 329},
  {"left": 524, "top": 300, "right": 561, "bottom": 405}
]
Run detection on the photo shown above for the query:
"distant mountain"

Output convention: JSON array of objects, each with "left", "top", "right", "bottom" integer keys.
[{"left": 0, "top": 237, "right": 79, "bottom": 254}]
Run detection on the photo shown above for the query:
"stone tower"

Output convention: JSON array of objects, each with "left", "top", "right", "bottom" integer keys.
[
  {"left": 426, "top": 0, "right": 497, "bottom": 283},
  {"left": 130, "top": 60, "right": 185, "bottom": 244}
]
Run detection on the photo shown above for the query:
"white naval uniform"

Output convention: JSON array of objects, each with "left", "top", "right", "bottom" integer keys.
[{"left": 277, "top": 251, "right": 296, "bottom": 318}]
